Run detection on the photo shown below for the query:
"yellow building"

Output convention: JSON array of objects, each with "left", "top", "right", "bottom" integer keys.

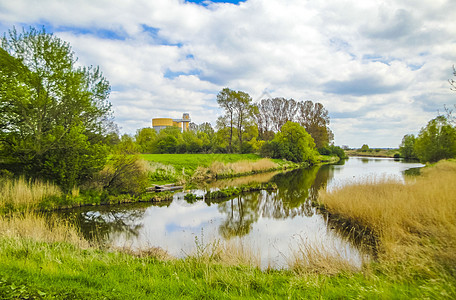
[{"left": 152, "top": 113, "right": 191, "bottom": 132}]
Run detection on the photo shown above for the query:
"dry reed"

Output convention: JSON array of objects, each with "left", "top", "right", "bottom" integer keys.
[
  {"left": 318, "top": 160, "right": 456, "bottom": 271},
  {"left": 193, "top": 159, "right": 278, "bottom": 181},
  {"left": 288, "top": 236, "right": 362, "bottom": 275},
  {"left": 189, "top": 238, "right": 261, "bottom": 268},
  {"left": 0, "top": 176, "right": 62, "bottom": 210},
  {"left": 0, "top": 212, "right": 88, "bottom": 248}
]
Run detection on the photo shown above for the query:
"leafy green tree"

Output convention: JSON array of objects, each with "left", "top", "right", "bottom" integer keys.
[
  {"left": 399, "top": 134, "right": 417, "bottom": 159},
  {"left": 0, "top": 27, "right": 112, "bottom": 192},
  {"left": 264, "top": 121, "right": 318, "bottom": 163},
  {"left": 414, "top": 116, "right": 456, "bottom": 163},
  {"left": 360, "top": 144, "right": 370, "bottom": 152},
  {"left": 135, "top": 127, "right": 156, "bottom": 153}
]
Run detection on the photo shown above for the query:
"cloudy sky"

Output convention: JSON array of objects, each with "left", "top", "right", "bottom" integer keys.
[{"left": 1, "top": 0, "right": 455, "bottom": 148}]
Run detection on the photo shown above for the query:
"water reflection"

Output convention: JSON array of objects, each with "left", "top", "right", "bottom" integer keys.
[{"left": 52, "top": 157, "right": 423, "bottom": 268}]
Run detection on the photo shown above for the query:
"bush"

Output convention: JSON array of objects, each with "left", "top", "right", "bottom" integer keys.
[{"left": 414, "top": 116, "right": 456, "bottom": 163}]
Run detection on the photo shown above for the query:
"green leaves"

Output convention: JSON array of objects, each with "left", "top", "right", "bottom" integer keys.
[
  {"left": 0, "top": 27, "right": 112, "bottom": 192},
  {"left": 414, "top": 116, "right": 456, "bottom": 163}
]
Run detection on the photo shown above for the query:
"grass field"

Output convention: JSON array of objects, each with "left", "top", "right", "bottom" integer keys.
[{"left": 142, "top": 153, "right": 267, "bottom": 173}]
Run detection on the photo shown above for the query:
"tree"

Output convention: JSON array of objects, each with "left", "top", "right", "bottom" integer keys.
[
  {"left": 216, "top": 88, "right": 256, "bottom": 153},
  {"left": 414, "top": 116, "right": 456, "bottom": 163},
  {"left": 234, "top": 91, "right": 255, "bottom": 150},
  {"left": 263, "top": 121, "right": 318, "bottom": 163},
  {"left": 0, "top": 27, "right": 112, "bottom": 191},
  {"left": 399, "top": 134, "right": 417, "bottom": 159},
  {"left": 296, "top": 101, "right": 333, "bottom": 149},
  {"left": 360, "top": 144, "right": 370, "bottom": 152},
  {"left": 135, "top": 127, "right": 156, "bottom": 153},
  {"left": 217, "top": 88, "right": 236, "bottom": 152}
]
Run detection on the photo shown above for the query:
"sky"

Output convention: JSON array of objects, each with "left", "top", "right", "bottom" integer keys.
[{"left": 0, "top": 0, "right": 455, "bottom": 148}]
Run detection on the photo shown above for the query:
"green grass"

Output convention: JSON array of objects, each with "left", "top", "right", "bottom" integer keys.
[
  {"left": 141, "top": 153, "right": 264, "bottom": 174},
  {"left": 1, "top": 237, "right": 453, "bottom": 299}
]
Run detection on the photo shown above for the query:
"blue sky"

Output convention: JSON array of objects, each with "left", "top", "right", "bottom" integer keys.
[{"left": 0, "top": 0, "right": 455, "bottom": 147}]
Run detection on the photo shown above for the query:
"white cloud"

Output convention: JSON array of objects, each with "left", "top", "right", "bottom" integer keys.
[{"left": 0, "top": 0, "right": 455, "bottom": 147}]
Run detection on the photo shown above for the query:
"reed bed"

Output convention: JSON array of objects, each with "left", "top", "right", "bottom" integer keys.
[
  {"left": 0, "top": 176, "right": 62, "bottom": 211},
  {"left": 193, "top": 158, "right": 279, "bottom": 181},
  {"left": 318, "top": 160, "right": 456, "bottom": 274},
  {"left": 288, "top": 239, "right": 362, "bottom": 276},
  {"left": 0, "top": 212, "right": 88, "bottom": 248}
]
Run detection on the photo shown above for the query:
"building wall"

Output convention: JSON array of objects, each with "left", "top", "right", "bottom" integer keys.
[{"left": 152, "top": 114, "right": 191, "bottom": 133}]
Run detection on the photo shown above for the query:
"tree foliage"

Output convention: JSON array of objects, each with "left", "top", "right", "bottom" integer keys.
[
  {"left": 261, "top": 121, "right": 318, "bottom": 163},
  {"left": 414, "top": 116, "right": 456, "bottom": 163},
  {"left": 216, "top": 88, "right": 257, "bottom": 153},
  {"left": 0, "top": 27, "right": 113, "bottom": 191},
  {"left": 254, "top": 98, "right": 333, "bottom": 148},
  {"left": 399, "top": 134, "right": 417, "bottom": 159}
]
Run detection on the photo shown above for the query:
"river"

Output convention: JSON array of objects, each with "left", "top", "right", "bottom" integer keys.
[{"left": 56, "top": 157, "right": 424, "bottom": 269}]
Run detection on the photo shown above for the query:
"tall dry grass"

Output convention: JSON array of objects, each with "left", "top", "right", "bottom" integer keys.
[
  {"left": 288, "top": 237, "right": 362, "bottom": 275},
  {"left": 187, "top": 238, "right": 261, "bottom": 268},
  {"left": 0, "top": 177, "right": 88, "bottom": 247},
  {"left": 318, "top": 160, "right": 456, "bottom": 273},
  {"left": 0, "top": 176, "right": 62, "bottom": 211},
  {"left": 193, "top": 159, "right": 278, "bottom": 181},
  {"left": 0, "top": 212, "right": 89, "bottom": 248}
]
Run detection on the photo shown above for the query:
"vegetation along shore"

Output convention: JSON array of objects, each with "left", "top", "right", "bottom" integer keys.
[{"left": 1, "top": 26, "right": 456, "bottom": 298}]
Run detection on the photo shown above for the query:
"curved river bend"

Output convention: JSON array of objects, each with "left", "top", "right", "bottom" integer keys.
[{"left": 56, "top": 157, "right": 423, "bottom": 269}]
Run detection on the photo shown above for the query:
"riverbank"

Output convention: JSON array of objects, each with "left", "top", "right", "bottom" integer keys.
[
  {"left": 0, "top": 159, "right": 454, "bottom": 298},
  {"left": 345, "top": 149, "right": 399, "bottom": 158},
  {"left": 317, "top": 159, "right": 456, "bottom": 296}
]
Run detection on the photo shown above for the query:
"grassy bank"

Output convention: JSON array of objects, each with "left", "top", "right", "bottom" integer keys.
[
  {"left": 142, "top": 153, "right": 300, "bottom": 184},
  {"left": 0, "top": 232, "right": 451, "bottom": 299},
  {"left": 318, "top": 159, "right": 456, "bottom": 295},
  {"left": 345, "top": 148, "right": 399, "bottom": 158},
  {"left": 0, "top": 176, "right": 173, "bottom": 213},
  {"left": 1, "top": 161, "right": 455, "bottom": 298}
]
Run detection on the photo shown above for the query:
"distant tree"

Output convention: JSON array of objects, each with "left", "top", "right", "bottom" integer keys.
[
  {"left": 360, "top": 144, "right": 370, "bottom": 152},
  {"left": 254, "top": 98, "right": 299, "bottom": 139},
  {"left": 151, "top": 127, "right": 181, "bottom": 153},
  {"left": 0, "top": 27, "right": 112, "bottom": 192},
  {"left": 296, "top": 101, "right": 333, "bottom": 149},
  {"left": 254, "top": 98, "right": 333, "bottom": 148},
  {"left": 414, "top": 116, "right": 456, "bottom": 163},
  {"left": 262, "top": 121, "right": 318, "bottom": 163},
  {"left": 234, "top": 91, "right": 255, "bottom": 150},
  {"left": 399, "top": 134, "right": 417, "bottom": 159},
  {"left": 135, "top": 127, "right": 156, "bottom": 153},
  {"left": 216, "top": 88, "right": 257, "bottom": 153},
  {"left": 217, "top": 88, "right": 236, "bottom": 152}
]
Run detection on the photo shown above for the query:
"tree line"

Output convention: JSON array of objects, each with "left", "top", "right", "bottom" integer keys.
[
  {"left": 399, "top": 108, "right": 456, "bottom": 163},
  {"left": 0, "top": 27, "right": 343, "bottom": 194}
]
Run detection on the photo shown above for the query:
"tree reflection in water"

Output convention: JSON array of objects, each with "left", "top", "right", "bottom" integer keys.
[
  {"left": 56, "top": 202, "right": 169, "bottom": 245},
  {"left": 216, "top": 165, "right": 336, "bottom": 239}
]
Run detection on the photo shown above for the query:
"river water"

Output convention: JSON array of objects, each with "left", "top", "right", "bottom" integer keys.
[{"left": 57, "top": 157, "right": 423, "bottom": 269}]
